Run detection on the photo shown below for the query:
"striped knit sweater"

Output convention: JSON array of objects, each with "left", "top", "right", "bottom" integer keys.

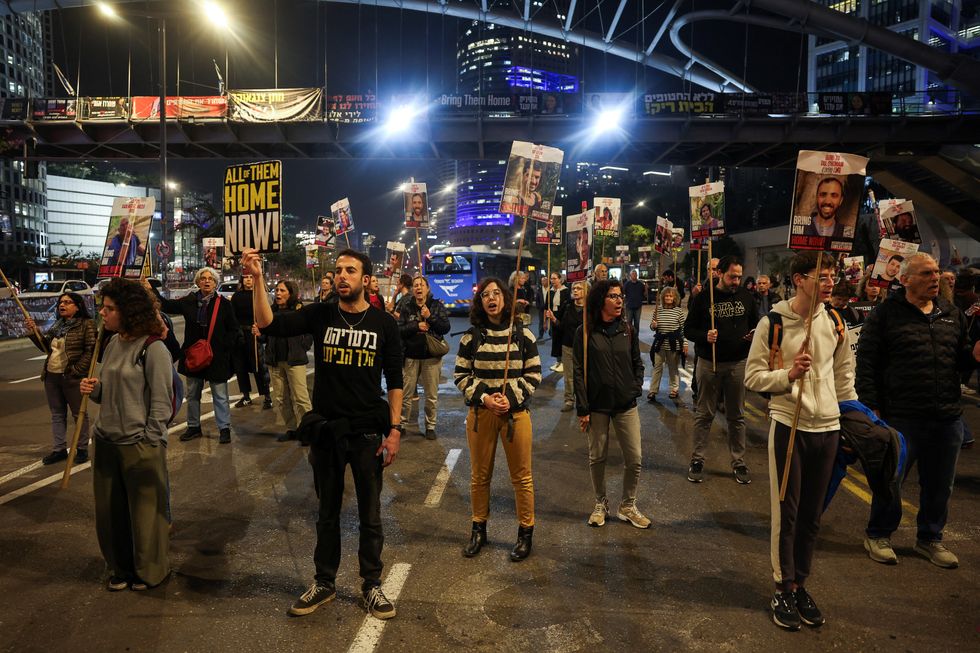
[
  {"left": 454, "top": 323, "right": 542, "bottom": 411},
  {"left": 652, "top": 306, "right": 687, "bottom": 353}
]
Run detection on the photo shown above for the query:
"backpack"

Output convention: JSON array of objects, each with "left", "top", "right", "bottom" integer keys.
[
  {"left": 138, "top": 336, "right": 184, "bottom": 426},
  {"left": 761, "top": 307, "right": 846, "bottom": 399}
]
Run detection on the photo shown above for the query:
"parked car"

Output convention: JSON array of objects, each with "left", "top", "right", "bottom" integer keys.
[
  {"left": 217, "top": 281, "right": 238, "bottom": 300},
  {"left": 19, "top": 279, "right": 94, "bottom": 299},
  {"left": 93, "top": 277, "right": 168, "bottom": 299}
]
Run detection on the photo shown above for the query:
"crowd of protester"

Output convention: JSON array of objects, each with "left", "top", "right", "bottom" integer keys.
[{"left": 20, "top": 245, "right": 980, "bottom": 633}]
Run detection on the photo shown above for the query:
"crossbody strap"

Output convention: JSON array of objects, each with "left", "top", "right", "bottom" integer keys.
[{"left": 205, "top": 297, "right": 221, "bottom": 343}]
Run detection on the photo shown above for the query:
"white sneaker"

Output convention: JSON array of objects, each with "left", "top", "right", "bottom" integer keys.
[
  {"left": 961, "top": 384, "right": 977, "bottom": 396},
  {"left": 617, "top": 500, "right": 652, "bottom": 529},
  {"left": 553, "top": 362, "right": 564, "bottom": 373}
]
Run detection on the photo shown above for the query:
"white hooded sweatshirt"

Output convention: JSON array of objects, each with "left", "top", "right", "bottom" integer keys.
[{"left": 744, "top": 299, "right": 857, "bottom": 432}]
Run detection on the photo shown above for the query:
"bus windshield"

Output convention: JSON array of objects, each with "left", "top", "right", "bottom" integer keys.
[{"left": 426, "top": 254, "right": 472, "bottom": 274}]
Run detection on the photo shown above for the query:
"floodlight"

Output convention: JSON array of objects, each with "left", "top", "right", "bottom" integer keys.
[
  {"left": 593, "top": 107, "right": 623, "bottom": 134},
  {"left": 385, "top": 105, "right": 416, "bottom": 134},
  {"left": 96, "top": 2, "right": 117, "bottom": 18},
  {"left": 203, "top": 2, "right": 230, "bottom": 30}
]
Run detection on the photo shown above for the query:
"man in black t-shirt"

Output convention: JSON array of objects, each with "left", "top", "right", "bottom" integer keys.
[{"left": 243, "top": 247, "right": 403, "bottom": 621}]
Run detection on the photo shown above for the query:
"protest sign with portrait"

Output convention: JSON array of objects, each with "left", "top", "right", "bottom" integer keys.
[
  {"left": 403, "top": 183, "right": 429, "bottom": 229},
  {"left": 331, "top": 197, "right": 355, "bottom": 236},
  {"left": 315, "top": 216, "right": 335, "bottom": 249},
  {"left": 593, "top": 197, "right": 621, "bottom": 238},
  {"left": 565, "top": 209, "right": 593, "bottom": 282},
  {"left": 384, "top": 242, "right": 406, "bottom": 278},
  {"left": 879, "top": 199, "right": 921, "bottom": 244},
  {"left": 689, "top": 182, "right": 725, "bottom": 240},
  {"left": 787, "top": 150, "right": 867, "bottom": 252},
  {"left": 615, "top": 245, "right": 630, "bottom": 265},
  {"left": 671, "top": 227, "right": 685, "bottom": 252},
  {"left": 224, "top": 160, "right": 282, "bottom": 254},
  {"left": 499, "top": 141, "right": 564, "bottom": 222},
  {"left": 536, "top": 207, "right": 562, "bottom": 246},
  {"left": 869, "top": 238, "right": 919, "bottom": 289},
  {"left": 842, "top": 255, "right": 864, "bottom": 285},
  {"left": 654, "top": 216, "right": 673, "bottom": 254},
  {"left": 98, "top": 197, "right": 155, "bottom": 279},
  {"left": 305, "top": 245, "right": 319, "bottom": 269},
  {"left": 638, "top": 246, "right": 652, "bottom": 268}
]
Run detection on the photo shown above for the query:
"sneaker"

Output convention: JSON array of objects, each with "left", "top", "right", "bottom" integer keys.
[
  {"left": 130, "top": 581, "right": 149, "bottom": 591},
  {"left": 262, "top": 396, "right": 273, "bottom": 410},
  {"left": 771, "top": 591, "right": 801, "bottom": 631},
  {"left": 913, "top": 540, "right": 959, "bottom": 569},
  {"left": 425, "top": 429, "right": 437, "bottom": 440},
  {"left": 793, "top": 587, "right": 824, "bottom": 627},
  {"left": 617, "top": 500, "right": 652, "bottom": 529},
  {"left": 733, "top": 465, "right": 751, "bottom": 485},
  {"left": 219, "top": 428, "right": 231, "bottom": 444},
  {"left": 960, "top": 384, "right": 977, "bottom": 396},
  {"left": 234, "top": 396, "right": 252, "bottom": 408},
  {"left": 179, "top": 427, "right": 203, "bottom": 442},
  {"left": 362, "top": 586, "right": 396, "bottom": 620},
  {"left": 687, "top": 460, "right": 704, "bottom": 483},
  {"left": 42, "top": 449, "right": 68, "bottom": 465},
  {"left": 864, "top": 537, "right": 898, "bottom": 565},
  {"left": 74, "top": 449, "right": 89, "bottom": 465},
  {"left": 588, "top": 499, "right": 608, "bottom": 527},
  {"left": 553, "top": 362, "right": 564, "bottom": 373},
  {"left": 106, "top": 576, "right": 128, "bottom": 591},
  {"left": 288, "top": 583, "right": 336, "bottom": 616}
]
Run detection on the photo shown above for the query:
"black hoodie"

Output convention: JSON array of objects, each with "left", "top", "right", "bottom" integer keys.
[{"left": 684, "top": 283, "right": 758, "bottom": 363}]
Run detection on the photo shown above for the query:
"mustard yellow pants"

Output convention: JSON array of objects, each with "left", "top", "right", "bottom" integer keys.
[{"left": 466, "top": 407, "right": 534, "bottom": 527}]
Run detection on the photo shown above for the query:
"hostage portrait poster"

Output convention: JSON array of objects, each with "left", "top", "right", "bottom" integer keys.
[
  {"left": 499, "top": 140, "right": 564, "bottom": 222},
  {"left": 98, "top": 197, "right": 155, "bottom": 279},
  {"left": 593, "top": 197, "right": 621, "bottom": 238},
  {"left": 787, "top": 150, "right": 867, "bottom": 252},
  {"left": 689, "top": 182, "right": 725, "bottom": 240},
  {"left": 404, "top": 183, "right": 430, "bottom": 229},
  {"left": 565, "top": 209, "right": 593, "bottom": 282}
]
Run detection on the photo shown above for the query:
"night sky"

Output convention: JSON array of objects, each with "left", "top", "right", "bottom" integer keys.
[{"left": 48, "top": 0, "right": 806, "bottom": 242}]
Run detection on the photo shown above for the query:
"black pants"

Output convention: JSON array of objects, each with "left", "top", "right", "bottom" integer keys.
[
  {"left": 233, "top": 328, "right": 270, "bottom": 397},
  {"left": 308, "top": 433, "right": 384, "bottom": 592},
  {"left": 768, "top": 421, "right": 838, "bottom": 587}
]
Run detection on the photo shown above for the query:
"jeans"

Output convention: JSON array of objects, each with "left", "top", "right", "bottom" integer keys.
[
  {"left": 309, "top": 432, "right": 385, "bottom": 591},
  {"left": 44, "top": 372, "right": 89, "bottom": 451},
  {"left": 401, "top": 357, "right": 441, "bottom": 431},
  {"left": 866, "top": 417, "right": 963, "bottom": 542},
  {"left": 627, "top": 307, "right": 642, "bottom": 338},
  {"left": 691, "top": 357, "right": 746, "bottom": 466},
  {"left": 587, "top": 406, "right": 643, "bottom": 505},
  {"left": 185, "top": 376, "right": 231, "bottom": 430},
  {"left": 561, "top": 345, "right": 576, "bottom": 405}
]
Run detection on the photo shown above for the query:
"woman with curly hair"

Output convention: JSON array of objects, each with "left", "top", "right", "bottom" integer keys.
[
  {"left": 264, "top": 280, "right": 313, "bottom": 442},
  {"left": 24, "top": 292, "right": 96, "bottom": 465},
  {"left": 80, "top": 278, "right": 174, "bottom": 591},
  {"left": 453, "top": 277, "right": 542, "bottom": 561}
]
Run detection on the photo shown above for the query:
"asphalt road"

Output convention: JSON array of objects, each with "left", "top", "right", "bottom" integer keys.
[{"left": 1, "top": 306, "right": 978, "bottom": 652}]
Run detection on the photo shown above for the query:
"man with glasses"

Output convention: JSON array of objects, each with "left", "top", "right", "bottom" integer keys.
[
  {"left": 745, "top": 251, "right": 857, "bottom": 631},
  {"left": 857, "top": 252, "right": 980, "bottom": 570},
  {"left": 573, "top": 279, "right": 651, "bottom": 529},
  {"left": 684, "top": 256, "right": 758, "bottom": 484}
]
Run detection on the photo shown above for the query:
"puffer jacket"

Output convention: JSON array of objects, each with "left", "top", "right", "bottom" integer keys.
[
  {"left": 856, "top": 288, "right": 975, "bottom": 421},
  {"left": 397, "top": 295, "right": 451, "bottom": 360},
  {"left": 31, "top": 318, "right": 97, "bottom": 380},
  {"left": 573, "top": 319, "right": 643, "bottom": 416},
  {"left": 744, "top": 299, "right": 857, "bottom": 432},
  {"left": 265, "top": 303, "right": 313, "bottom": 366}
]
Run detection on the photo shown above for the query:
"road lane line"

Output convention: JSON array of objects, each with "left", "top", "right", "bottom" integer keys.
[
  {"left": 0, "top": 461, "right": 91, "bottom": 505},
  {"left": 845, "top": 469, "right": 918, "bottom": 520},
  {"left": 26, "top": 354, "right": 47, "bottom": 361},
  {"left": 424, "top": 448, "right": 461, "bottom": 507},
  {"left": 0, "top": 460, "right": 44, "bottom": 487},
  {"left": 9, "top": 375, "right": 41, "bottom": 384},
  {"left": 347, "top": 563, "right": 412, "bottom": 653}
]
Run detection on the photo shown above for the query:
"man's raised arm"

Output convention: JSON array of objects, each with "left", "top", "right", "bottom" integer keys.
[{"left": 241, "top": 248, "right": 274, "bottom": 328}]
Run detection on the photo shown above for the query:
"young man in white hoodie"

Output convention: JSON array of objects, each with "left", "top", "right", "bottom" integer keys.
[{"left": 745, "top": 251, "right": 857, "bottom": 632}]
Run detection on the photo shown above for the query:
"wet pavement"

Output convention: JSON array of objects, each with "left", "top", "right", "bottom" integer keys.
[{"left": 1, "top": 307, "right": 978, "bottom": 652}]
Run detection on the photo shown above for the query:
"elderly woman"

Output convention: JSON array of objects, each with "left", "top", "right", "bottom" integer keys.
[
  {"left": 25, "top": 292, "right": 97, "bottom": 465},
  {"left": 648, "top": 286, "right": 687, "bottom": 403},
  {"left": 398, "top": 276, "right": 450, "bottom": 439},
  {"left": 80, "top": 278, "right": 174, "bottom": 591},
  {"left": 264, "top": 280, "right": 313, "bottom": 442},
  {"left": 151, "top": 267, "right": 239, "bottom": 444},
  {"left": 454, "top": 277, "right": 542, "bottom": 561}
]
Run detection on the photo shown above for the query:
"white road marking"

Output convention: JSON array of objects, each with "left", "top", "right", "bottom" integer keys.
[
  {"left": 0, "top": 460, "right": 43, "bottom": 487},
  {"left": 0, "top": 460, "right": 91, "bottom": 505},
  {"left": 9, "top": 375, "right": 41, "bottom": 384},
  {"left": 424, "top": 449, "right": 461, "bottom": 507},
  {"left": 26, "top": 354, "right": 47, "bottom": 361},
  {"left": 347, "top": 563, "right": 412, "bottom": 653}
]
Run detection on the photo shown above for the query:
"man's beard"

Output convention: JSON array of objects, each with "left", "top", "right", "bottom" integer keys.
[{"left": 340, "top": 286, "right": 364, "bottom": 303}]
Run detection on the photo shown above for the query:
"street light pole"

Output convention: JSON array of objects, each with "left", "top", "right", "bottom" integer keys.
[{"left": 158, "top": 17, "right": 168, "bottom": 287}]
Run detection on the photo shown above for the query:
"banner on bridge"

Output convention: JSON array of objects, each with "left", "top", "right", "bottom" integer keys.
[
  {"left": 31, "top": 98, "right": 76, "bottom": 121},
  {"left": 224, "top": 161, "right": 283, "bottom": 255},
  {"left": 644, "top": 92, "right": 717, "bottom": 115},
  {"left": 229, "top": 88, "right": 322, "bottom": 122},
  {"left": 79, "top": 97, "right": 129, "bottom": 121},
  {"left": 130, "top": 96, "right": 227, "bottom": 121},
  {"left": 326, "top": 93, "right": 377, "bottom": 123}
]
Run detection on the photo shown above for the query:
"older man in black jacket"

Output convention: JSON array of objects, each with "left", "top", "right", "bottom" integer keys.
[{"left": 857, "top": 252, "right": 980, "bottom": 569}]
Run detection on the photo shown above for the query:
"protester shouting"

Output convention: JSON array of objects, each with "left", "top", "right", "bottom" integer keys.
[
  {"left": 454, "top": 277, "right": 542, "bottom": 561},
  {"left": 265, "top": 280, "right": 313, "bottom": 442},
  {"left": 80, "top": 278, "right": 174, "bottom": 591},
  {"left": 244, "top": 248, "right": 403, "bottom": 621},
  {"left": 25, "top": 292, "right": 96, "bottom": 465},
  {"left": 398, "top": 276, "right": 450, "bottom": 440}
]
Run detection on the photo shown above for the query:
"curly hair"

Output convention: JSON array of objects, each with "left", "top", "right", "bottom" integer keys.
[
  {"left": 100, "top": 278, "right": 163, "bottom": 338},
  {"left": 272, "top": 279, "right": 301, "bottom": 311},
  {"left": 469, "top": 276, "right": 512, "bottom": 328}
]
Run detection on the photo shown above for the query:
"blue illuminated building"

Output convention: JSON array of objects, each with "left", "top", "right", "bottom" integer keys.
[
  {"left": 450, "top": 161, "right": 512, "bottom": 246},
  {"left": 504, "top": 66, "right": 579, "bottom": 93}
]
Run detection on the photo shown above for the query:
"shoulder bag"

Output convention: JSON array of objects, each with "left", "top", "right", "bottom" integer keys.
[{"left": 184, "top": 296, "right": 221, "bottom": 372}]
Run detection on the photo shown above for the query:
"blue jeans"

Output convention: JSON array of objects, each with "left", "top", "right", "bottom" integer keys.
[
  {"left": 185, "top": 377, "right": 231, "bottom": 430},
  {"left": 866, "top": 417, "right": 963, "bottom": 542},
  {"left": 627, "top": 306, "right": 642, "bottom": 337}
]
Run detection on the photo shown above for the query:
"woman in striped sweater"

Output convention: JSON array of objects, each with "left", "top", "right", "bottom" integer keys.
[
  {"left": 454, "top": 277, "right": 542, "bottom": 562},
  {"left": 648, "top": 286, "right": 687, "bottom": 402}
]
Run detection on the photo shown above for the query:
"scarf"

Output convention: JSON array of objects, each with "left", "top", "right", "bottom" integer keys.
[
  {"left": 49, "top": 317, "right": 79, "bottom": 340},
  {"left": 197, "top": 291, "right": 216, "bottom": 326}
]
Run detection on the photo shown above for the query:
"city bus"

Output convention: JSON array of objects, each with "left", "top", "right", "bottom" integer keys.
[{"left": 424, "top": 245, "right": 542, "bottom": 315}]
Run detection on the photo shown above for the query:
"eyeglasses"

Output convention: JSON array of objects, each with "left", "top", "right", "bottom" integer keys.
[
  {"left": 480, "top": 289, "right": 502, "bottom": 299},
  {"left": 803, "top": 273, "right": 836, "bottom": 284},
  {"left": 606, "top": 293, "right": 624, "bottom": 301}
]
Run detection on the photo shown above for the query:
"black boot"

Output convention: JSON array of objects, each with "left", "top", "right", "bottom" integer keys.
[
  {"left": 509, "top": 525, "right": 533, "bottom": 562},
  {"left": 462, "top": 521, "right": 488, "bottom": 558}
]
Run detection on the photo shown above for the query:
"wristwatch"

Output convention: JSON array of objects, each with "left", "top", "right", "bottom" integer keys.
[{"left": 391, "top": 424, "right": 405, "bottom": 434}]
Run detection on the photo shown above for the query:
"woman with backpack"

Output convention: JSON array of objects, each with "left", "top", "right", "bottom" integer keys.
[
  {"left": 264, "top": 280, "right": 313, "bottom": 442},
  {"left": 397, "top": 275, "right": 450, "bottom": 440},
  {"left": 453, "top": 277, "right": 542, "bottom": 561},
  {"left": 80, "top": 278, "right": 174, "bottom": 591},
  {"left": 24, "top": 292, "right": 97, "bottom": 465}
]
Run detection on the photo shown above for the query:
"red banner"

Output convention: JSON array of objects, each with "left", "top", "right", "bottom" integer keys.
[{"left": 130, "top": 96, "right": 227, "bottom": 120}]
